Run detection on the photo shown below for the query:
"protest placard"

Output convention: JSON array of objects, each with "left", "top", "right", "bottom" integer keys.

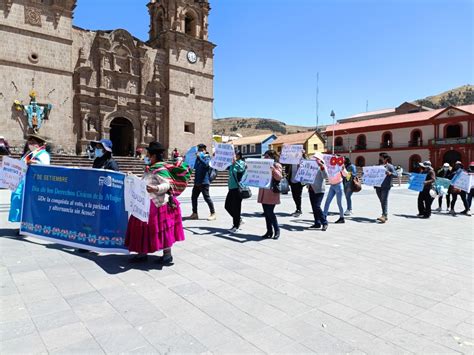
[
  {"left": 435, "top": 177, "right": 451, "bottom": 195},
  {"left": 184, "top": 146, "right": 198, "bottom": 169},
  {"left": 452, "top": 171, "right": 474, "bottom": 192},
  {"left": 408, "top": 173, "right": 427, "bottom": 192},
  {"left": 279, "top": 145, "right": 304, "bottom": 165},
  {"left": 209, "top": 143, "right": 234, "bottom": 171},
  {"left": 294, "top": 160, "right": 320, "bottom": 184},
  {"left": 124, "top": 175, "right": 150, "bottom": 223},
  {"left": 21, "top": 165, "right": 129, "bottom": 253},
  {"left": 362, "top": 166, "right": 387, "bottom": 187},
  {"left": 240, "top": 158, "right": 274, "bottom": 188},
  {"left": 322, "top": 154, "right": 343, "bottom": 178},
  {"left": 0, "top": 156, "right": 27, "bottom": 190}
]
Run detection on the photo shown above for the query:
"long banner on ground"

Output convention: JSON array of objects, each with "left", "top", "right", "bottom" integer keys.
[{"left": 20, "top": 165, "right": 129, "bottom": 253}]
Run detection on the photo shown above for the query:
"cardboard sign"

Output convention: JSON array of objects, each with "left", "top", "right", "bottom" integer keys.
[
  {"left": 452, "top": 171, "right": 474, "bottom": 192},
  {"left": 362, "top": 166, "right": 387, "bottom": 187},
  {"left": 209, "top": 143, "right": 234, "bottom": 171},
  {"left": 294, "top": 160, "right": 320, "bottom": 184},
  {"left": 408, "top": 173, "right": 427, "bottom": 192},
  {"left": 435, "top": 177, "right": 451, "bottom": 195},
  {"left": 0, "top": 156, "right": 28, "bottom": 190},
  {"left": 240, "top": 158, "right": 274, "bottom": 188},
  {"left": 124, "top": 175, "right": 150, "bottom": 223},
  {"left": 279, "top": 145, "right": 304, "bottom": 165},
  {"left": 322, "top": 154, "right": 343, "bottom": 178},
  {"left": 184, "top": 146, "right": 198, "bottom": 169}
]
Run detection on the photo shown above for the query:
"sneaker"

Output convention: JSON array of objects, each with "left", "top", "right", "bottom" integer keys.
[
  {"left": 460, "top": 210, "right": 472, "bottom": 216},
  {"left": 187, "top": 213, "right": 199, "bottom": 220},
  {"left": 240, "top": 218, "right": 245, "bottom": 225},
  {"left": 292, "top": 210, "right": 302, "bottom": 217},
  {"left": 435, "top": 207, "right": 442, "bottom": 212},
  {"left": 321, "top": 224, "right": 328, "bottom": 231},
  {"left": 229, "top": 226, "right": 239, "bottom": 233},
  {"left": 377, "top": 215, "right": 387, "bottom": 223},
  {"left": 207, "top": 213, "right": 217, "bottom": 221},
  {"left": 344, "top": 210, "right": 352, "bottom": 216},
  {"left": 309, "top": 224, "right": 321, "bottom": 230},
  {"left": 334, "top": 218, "right": 345, "bottom": 224},
  {"left": 450, "top": 210, "right": 456, "bottom": 216}
]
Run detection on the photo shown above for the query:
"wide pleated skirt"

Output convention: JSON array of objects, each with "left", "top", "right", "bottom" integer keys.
[{"left": 125, "top": 197, "right": 185, "bottom": 254}]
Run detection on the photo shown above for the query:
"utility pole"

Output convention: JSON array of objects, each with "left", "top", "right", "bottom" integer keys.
[
  {"left": 316, "top": 72, "right": 319, "bottom": 129},
  {"left": 330, "top": 110, "right": 335, "bottom": 155}
]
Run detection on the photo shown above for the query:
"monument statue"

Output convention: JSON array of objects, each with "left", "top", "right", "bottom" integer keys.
[{"left": 14, "top": 90, "right": 52, "bottom": 133}]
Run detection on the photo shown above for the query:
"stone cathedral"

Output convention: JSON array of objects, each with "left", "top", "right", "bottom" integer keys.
[{"left": 0, "top": 0, "right": 215, "bottom": 156}]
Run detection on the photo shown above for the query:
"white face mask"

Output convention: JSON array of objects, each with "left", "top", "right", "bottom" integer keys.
[
  {"left": 95, "top": 148, "right": 104, "bottom": 158},
  {"left": 28, "top": 144, "right": 39, "bottom": 152}
]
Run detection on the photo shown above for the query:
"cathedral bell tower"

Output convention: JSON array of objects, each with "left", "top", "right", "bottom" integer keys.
[{"left": 147, "top": 0, "right": 215, "bottom": 154}]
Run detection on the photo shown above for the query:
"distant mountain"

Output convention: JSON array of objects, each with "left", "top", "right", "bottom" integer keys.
[
  {"left": 415, "top": 84, "right": 473, "bottom": 109},
  {"left": 213, "top": 117, "right": 321, "bottom": 137}
]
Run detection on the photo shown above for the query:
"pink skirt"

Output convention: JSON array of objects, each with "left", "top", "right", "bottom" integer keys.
[{"left": 125, "top": 197, "right": 185, "bottom": 254}]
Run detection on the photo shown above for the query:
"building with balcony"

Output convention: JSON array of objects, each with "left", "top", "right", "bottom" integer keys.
[
  {"left": 231, "top": 134, "right": 277, "bottom": 159},
  {"left": 325, "top": 104, "right": 474, "bottom": 171}
]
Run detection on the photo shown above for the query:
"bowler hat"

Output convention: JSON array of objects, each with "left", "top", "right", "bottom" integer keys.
[
  {"left": 27, "top": 133, "right": 49, "bottom": 144},
  {"left": 146, "top": 141, "right": 166, "bottom": 154}
]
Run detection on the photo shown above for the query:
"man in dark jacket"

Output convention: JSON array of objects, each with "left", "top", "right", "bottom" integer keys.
[
  {"left": 417, "top": 161, "right": 436, "bottom": 218},
  {"left": 188, "top": 143, "right": 216, "bottom": 221}
]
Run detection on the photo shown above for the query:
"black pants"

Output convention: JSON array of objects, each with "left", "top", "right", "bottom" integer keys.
[
  {"left": 225, "top": 188, "right": 242, "bottom": 228},
  {"left": 375, "top": 187, "right": 390, "bottom": 216},
  {"left": 438, "top": 193, "right": 451, "bottom": 209},
  {"left": 451, "top": 191, "right": 469, "bottom": 211},
  {"left": 418, "top": 189, "right": 434, "bottom": 217},
  {"left": 309, "top": 190, "right": 327, "bottom": 226},
  {"left": 191, "top": 184, "right": 215, "bottom": 214},
  {"left": 262, "top": 204, "right": 279, "bottom": 234},
  {"left": 290, "top": 182, "right": 303, "bottom": 212}
]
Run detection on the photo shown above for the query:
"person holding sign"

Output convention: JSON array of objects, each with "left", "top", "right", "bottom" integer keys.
[
  {"left": 125, "top": 142, "right": 185, "bottom": 264},
  {"left": 258, "top": 150, "right": 283, "bottom": 239},
  {"left": 343, "top": 157, "right": 357, "bottom": 216},
  {"left": 323, "top": 155, "right": 348, "bottom": 224},
  {"left": 416, "top": 161, "right": 436, "bottom": 219},
  {"left": 435, "top": 163, "right": 452, "bottom": 212},
  {"left": 308, "top": 153, "right": 329, "bottom": 231},
  {"left": 374, "top": 155, "right": 397, "bottom": 223},
  {"left": 9, "top": 134, "right": 51, "bottom": 224},
  {"left": 468, "top": 162, "right": 474, "bottom": 211},
  {"left": 448, "top": 161, "right": 471, "bottom": 216},
  {"left": 225, "top": 151, "right": 246, "bottom": 232},
  {"left": 285, "top": 150, "right": 307, "bottom": 217}
]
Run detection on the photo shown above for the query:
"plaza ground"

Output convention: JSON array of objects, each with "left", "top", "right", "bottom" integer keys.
[{"left": 0, "top": 186, "right": 473, "bottom": 354}]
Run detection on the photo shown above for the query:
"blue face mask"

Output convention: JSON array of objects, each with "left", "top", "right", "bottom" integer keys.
[
  {"left": 95, "top": 149, "right": 104, "bottom": 158},
  {"left": 144, "top": 157, "right": 151, "bottom": 165}
]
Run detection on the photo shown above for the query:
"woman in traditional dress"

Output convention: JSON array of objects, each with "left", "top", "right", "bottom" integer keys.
[
  {"left": 125, "top": 141, "right": 185, "bottom": 264},
  {"left": 9, "top": 134, "right": 51, "bottom": 224}
]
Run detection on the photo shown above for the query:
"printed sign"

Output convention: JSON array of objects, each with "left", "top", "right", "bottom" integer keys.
[
  {"left": 434, "top": 177, "right": 451, "bottom": 195},
  {"left": 184, "top": 146, "right": 198, "bottom": 169},
  {"left": 279, "top": 145, "right": 304, "bottom": 165},
  {"left": 452, "top": 171, "right": 474, "bottom": 192},
  {"left": 322, "top": 154, "right": 343, "bottom": 178},
  {"left": 209, "top": 143, "right": 234, "bottom": 171},
  {"left": 294, "top": 160, "right": 320, "bottom": 184},
  {"left": 362, "top": 166, "right": 387, "bottom": 187},
  {"left": 0, "top": 157, "right": 28, "bottom": 190},
  {"left": 240, "top": 158, "right": 274, "bottom": 188},
  {"left": 408, "top": 173, "right": 427, "bottom": 192},
  {"left": 21, "top": 165, "right": 129, "bottom": 253},
  {"left": 124, "top": 175, "right": 150, "bottom": 223}
]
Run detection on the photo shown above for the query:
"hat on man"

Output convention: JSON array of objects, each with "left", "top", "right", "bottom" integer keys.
[
  {"left": 146, "top": 141, "right": 165, "bottom": 155},
  {"left": 419, "top": 160, "right": 432, "bottom": 168},
  {"left": 27, "top": 133, "right": 49, "bottom": 144},
  {"left": 92, "top": 139, "right": 113, "bottom": 152},
  {"left": 443, "top": 162, "right": 450, "bottom": 168}
]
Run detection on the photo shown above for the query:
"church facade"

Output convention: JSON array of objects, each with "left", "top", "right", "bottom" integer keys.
[{"left": 0, "top": 0, "right": 215, "bottom": 156}]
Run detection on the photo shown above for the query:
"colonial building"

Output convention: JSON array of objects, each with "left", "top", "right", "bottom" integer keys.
[
  {"left": 271, "top": 131, "right": 326, "bottom": 157},
  {"left": 325, "top": 104, "right": 474, "bottom": 171},
  {"left": 0, "top": 0, "right": 215, "bottom": 156}
]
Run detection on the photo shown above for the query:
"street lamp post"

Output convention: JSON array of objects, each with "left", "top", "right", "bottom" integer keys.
[{"left": 330, "top": 110, "right": 335, "bottom": 155}]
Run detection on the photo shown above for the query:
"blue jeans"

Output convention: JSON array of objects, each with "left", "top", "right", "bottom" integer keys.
[
  {"left": 309, "top": 190, "right": 327, "bottom": 226},
  {"left": 375, "top": 187, "right": 390, "bottom": 216},
  {"left": 344, "top": 183, "right": 353, "bottom": 211},
  {"left": 323, "top": 183, "right": 344, "bottom": 218},
  {"left": 262, "top": 204, "right": 279, "bottom": 234}
]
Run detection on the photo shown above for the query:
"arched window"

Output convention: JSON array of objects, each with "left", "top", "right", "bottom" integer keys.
[
  {"left": 335, "top": 137, "right": 343, "bottom": 146},
  {"left": 445, "top": 124, "right": 462, "bottom": 138},
  {"left": 355, "top": 156, "right": 365, "bottom": 167},
  {"left": 184, "top": 13, "right": 197, "bottom": 37},
  {"left": 409, "top": 154, "right": 422, "bottom": 172},
  {"left": 381, "top": 132, "right": 393, "bottom": 148},
  {"left": 409, "top": 130, "right": 422, "bottom": 147},
  {"left": 356, "top": 135, "right": 366, "bottom": 150}
]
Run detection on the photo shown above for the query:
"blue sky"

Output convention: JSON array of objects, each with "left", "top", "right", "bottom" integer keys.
[{"left": 74, "top": 0, "right": 473, "bottom": 126}]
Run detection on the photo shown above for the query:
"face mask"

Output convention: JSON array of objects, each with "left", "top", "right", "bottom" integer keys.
[
  {"left": 28, "top": 144, "right": 39, "bottom": 152},
  {"left": 199, "top": 152, "right": 206, "bottom": 158},
  {"left": 144, "top": 157, "right": 151, "bottom": 165},
  {"left": 443, "top": 167, "right": 448, "bottom": 171},
  {"left": 95, "top": 149, "right": 104, "bottom": 158}
]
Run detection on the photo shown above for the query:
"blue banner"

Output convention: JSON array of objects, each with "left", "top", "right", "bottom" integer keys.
[
  {"left": 21, "top": 165, "right": 129, "bottom": 253},
  {"left": 408, "top": 173, "right": 427, "bottom": 192}
]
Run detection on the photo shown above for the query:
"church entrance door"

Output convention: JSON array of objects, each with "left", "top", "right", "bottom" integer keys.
[{"left": 110, "top": 117, "right": 134, "bottom": 156}]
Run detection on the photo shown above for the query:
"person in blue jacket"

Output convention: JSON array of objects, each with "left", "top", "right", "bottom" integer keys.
[{"left": 188, "top": 144, "right": 216, "bottom": 221}]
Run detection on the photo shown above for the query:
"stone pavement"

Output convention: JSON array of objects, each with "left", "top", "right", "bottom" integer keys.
[{"left": 0, "top": 186, "right": 473, "bottom": 354}]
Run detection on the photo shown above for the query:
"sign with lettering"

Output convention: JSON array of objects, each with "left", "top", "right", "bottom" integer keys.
[
  {"left": 322, "top": 154, "right": 343, "bottom": 178},
  {"left": 408, "top": 173, "right": 427, "bottom": 192},
  {"left": 0, "top": 157, "right": 27, "bottom": 190},
  {"left": 452, "top": 171, "right": 474, "bottom": 192},
  {"left": 240, "top": 158, "right": 274, "bottom": 188},
  {"left": 210, "top": 143, "right": 234, "bottom": 171},
  {"left": 124, "top": 175, "right": 150, "bottom": 223},
  {"left": 279, "top": 145, "right": 304, "bottom": 165},
  {"left": 362, "top": 166, "right": 387, "bottom": 187},
  {"left": 294, "top": 160, "right": 320, "bottom": 184}
]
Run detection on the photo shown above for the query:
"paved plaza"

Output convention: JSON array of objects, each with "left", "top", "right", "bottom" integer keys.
[{"left": 0, "top": 186, "right": 473, "bottom": 354}]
